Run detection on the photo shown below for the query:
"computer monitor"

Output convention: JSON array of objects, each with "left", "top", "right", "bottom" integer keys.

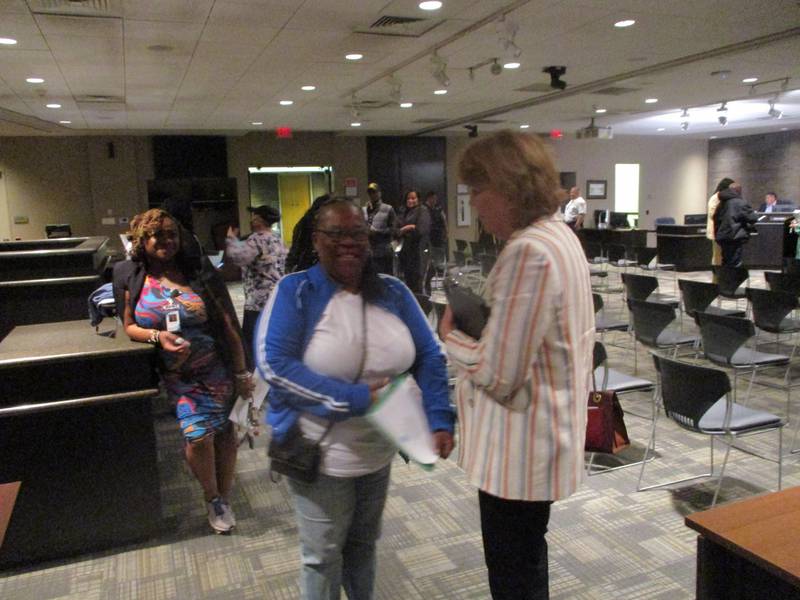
[
  {"left": 45, "top": 224, "right": 72, "bottom": 238},
  {"left": 684, "top": 214, "right": 707, "bottom": 225},
  {"left": 609, "top": 212, "right": 633, "bottom": 229},
  {"left": 594, "top": 209, "right": 608, "bottom": 227}
]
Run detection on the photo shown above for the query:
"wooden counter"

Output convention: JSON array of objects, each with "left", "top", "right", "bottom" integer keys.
[
  {"left": 0, "top": 320, "right": 160, "bottom": 569},
  {"left": 685, "top": 487, "right": 800, "bottom": 599}
]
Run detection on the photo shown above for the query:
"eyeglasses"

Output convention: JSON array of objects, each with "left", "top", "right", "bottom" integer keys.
[
  {"left": 148, "top": 230, "right": 179, "bottom": 241},
  {"left": 315, "top": 228, "right": 369, "bottom": 242}
]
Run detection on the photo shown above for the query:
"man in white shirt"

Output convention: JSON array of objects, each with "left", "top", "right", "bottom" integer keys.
[{"left": 564, "top": 186, "right": 587, "bottom": 230}]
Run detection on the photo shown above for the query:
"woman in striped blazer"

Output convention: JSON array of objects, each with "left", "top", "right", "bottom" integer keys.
[{"left": 440, "top": 130, "right": 595, "bottom": 600}]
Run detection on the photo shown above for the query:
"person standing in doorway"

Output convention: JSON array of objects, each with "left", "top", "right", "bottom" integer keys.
[
  {"left": 563, "top": 186, "right": 586, "bottom": 231},
  {"left": 226, "top": 205, "right": 287, "bottom": 354},
  {"left": 364, "top": 183, "right": 397, "bottom": 275}
]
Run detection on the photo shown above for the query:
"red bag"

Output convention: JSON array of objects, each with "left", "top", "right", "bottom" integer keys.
[{"left": 585, "top": 390, "right": 630, "bottom": 454}]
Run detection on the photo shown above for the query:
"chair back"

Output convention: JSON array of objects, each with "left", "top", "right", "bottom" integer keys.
[
  {"left": 627, "top": 298, "right": 676, "bottom": 347},
  {"left": 696, "top": 311, "right": 754, "bottom": 365},
  {"left": 583, "top": 241, "right": 604, "bottom": 262},
  {"left": 713, "top": 265, "right": 749, "bottom": 298},
  {"left": 653, "top": 354, "right": 731, "bottom": 432},
  {"left": 480, "top": 254, "right": 497, "bottom": 277},
  {"left": 592, "top": 292, "right": 603, "bottom": 314},
  {"left": 678, "top": 279, "right": 719, "bottom": 318},
  {"left": 654, "top": 217, "right": 676, "bottom": 225},
  {"left": 746, "top": 287, "right": 798, "bottom": 331},
  {"left": 622, "top": 272, "right": 659, "bottom": 301},
  {"left": 606, "top": 243, "right": 631, "bottom": 263},
  {"left": 636, "top": 247, "right": 658, "bottom": 266},
  {"left": 453, "top": 250, "right": 468, "bottom": 265},
  {"left": 455, "top": 239, "right": 467, "bottom": 253},
  {"left": 469, "top": 241, "right": 483, "bottom": 259},
  {"left": 593, "top": 341, "right": 608, "bottom": 370},
  {"left": 765, "top": 271, "right": 800, "bottom": 296}
]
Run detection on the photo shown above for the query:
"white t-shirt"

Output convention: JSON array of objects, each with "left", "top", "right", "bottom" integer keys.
[
  {"left": 300, "top": 290, "right": 417, "bottom": 476},
  {"left": 564, "top": 196, "right": 587, "bottom": 223}
]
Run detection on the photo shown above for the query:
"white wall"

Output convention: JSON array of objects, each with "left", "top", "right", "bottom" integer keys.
[{"left": 547, "top": 136, "right": 709, "bottom": 229}]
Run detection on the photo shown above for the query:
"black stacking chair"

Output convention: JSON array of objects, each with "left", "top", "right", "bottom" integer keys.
[
  {"left": 637, "top": 354, "right": 784, "bottom": 507},
  {"left": 679, "top": 279, "right": 745, "bottom": 320},
  {"left": 455, "top": 239, "right": 467, "bottom": 253},
  {"left": 714, "top": 265, "right": 749, "bottom": 301},
  {"left": 607, "top": 243, "right": 637, "bottom": 271},
  {"left": 765, "top": 271, "right": 800, "bottom": 297},
  {"left": 414, "top": 292, "right": 433, "bottom": 316},
  {"left": 627, "top": 298, "right": 699, "bottom": 373},
  {"left": 586, "top": 342, "right": 656, "bottom": 475},
  {"left": 622, "top": 273, "right": 679, "bottom": 308},
  {"left": 696, "top": 312, "right": 791, "bottom": 413},
  {"left": 593, "top": 293, "right": 628, "bottom": 337},
  {"left": 746, "top": 287, "right": 800, "bottom": 354}
]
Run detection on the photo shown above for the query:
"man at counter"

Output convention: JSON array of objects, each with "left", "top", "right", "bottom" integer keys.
[
  {"left": 564, "top": 186, "right": 586, "bottom": 231},
  {"left": 759, "top": 192, "right": 779, "bottom": 213}
]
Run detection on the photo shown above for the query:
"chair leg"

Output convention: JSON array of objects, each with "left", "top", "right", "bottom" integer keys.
[
  {"left": 778, "top": 427, "right": 783, "bottom": 491},
  {"left": 743, "top": 367, "right": 758, "bottom": 406},
  {"left": 711, "top": 438, "right": 733, "bottom": 507},
  {"left": 636, "top": 409, "right": 659, "bottom": 491}
]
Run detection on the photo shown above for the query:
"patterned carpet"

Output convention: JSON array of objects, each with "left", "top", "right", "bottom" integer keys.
[{"left": 2, "top": 269, "right": 799, "bottom": 599}]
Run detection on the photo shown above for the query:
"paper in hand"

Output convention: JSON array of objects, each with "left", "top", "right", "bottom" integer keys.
[{"left": 367, "top": 374, "right": 438, "bottom": 468}]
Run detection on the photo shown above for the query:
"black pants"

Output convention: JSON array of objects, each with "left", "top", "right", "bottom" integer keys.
[
  {"left": 479, "top": 490, "right": 552, "bottom": 600},
  {"left": 242, "top": 309, "right": 260, "bottom": 366},
  {"left": 719, "top": 240, "right": 745, "bottom": 267}
]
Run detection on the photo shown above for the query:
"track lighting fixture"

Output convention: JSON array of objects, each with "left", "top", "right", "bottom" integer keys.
[
  {"left": 768, "top": 100, "right": 782, "bottom": 119},
  {"left": 680, "top": 121, "right": 689, "bottom": 131},
  {"left": 431, "top": 52, "right": 450, "bottom": 87},
  {"left": 543, "top": 66, "right": 567, "bottom": 89}
]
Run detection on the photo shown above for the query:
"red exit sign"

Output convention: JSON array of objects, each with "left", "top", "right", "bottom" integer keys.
[{"left": 276, "top": 127, "right": 293, "bottom": 138}]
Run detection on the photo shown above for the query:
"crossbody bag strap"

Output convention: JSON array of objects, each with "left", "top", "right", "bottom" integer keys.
[{"left": 317, "top": 296, "right": 368, "bottom": 445}]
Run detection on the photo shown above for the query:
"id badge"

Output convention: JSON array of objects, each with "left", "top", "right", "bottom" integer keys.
[{"left": 165, "top": 308, "right": 181, "bottom": 332}]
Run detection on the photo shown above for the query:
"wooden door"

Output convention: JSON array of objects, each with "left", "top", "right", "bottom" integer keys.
[{"left": 278, "top": 174, "right": 311, "bottom": 246}]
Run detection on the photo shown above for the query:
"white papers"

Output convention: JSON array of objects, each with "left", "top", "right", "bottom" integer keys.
[
  {"left": 367, "top": 374, "right": 438, "bottom": 469},
  {"left": 229, "top": 372, "right": 269, "bottom": 426}
]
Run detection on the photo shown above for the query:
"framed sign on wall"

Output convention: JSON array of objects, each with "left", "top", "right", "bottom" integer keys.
[{"left": 586, "top": 180, "right": 607, "bottom": 200}]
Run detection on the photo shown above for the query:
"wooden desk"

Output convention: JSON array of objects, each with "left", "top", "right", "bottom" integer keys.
[{"left": 685, "top": 487, "right": 800, "bottom": 599}]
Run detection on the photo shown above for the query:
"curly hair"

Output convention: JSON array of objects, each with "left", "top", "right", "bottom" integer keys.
[
  {"left": 458, "top": 130, "right": 564, "bottom": 230},
  {"left": 127, "top": 208, "right": 180, "bottom": 263}
]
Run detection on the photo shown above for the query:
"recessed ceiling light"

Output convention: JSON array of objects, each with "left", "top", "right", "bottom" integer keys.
[
  {"left": 251, "top": 121, "right": 263, "bottom": 125},
  {"left": 519, "top": 124, "right": 530, "bottom": 129},
  {"left": 46, "top": 103, "right": 61, "bottom": 108},
  {"left": 434, "top": 89, "right": 447, "bottom": 95},
  {"left": 0, "top": 37, "right": 17, "bottom": 45},
  {"left": 503, "top": 61, "right": 521, "bottom": 69},
  {"left": 710, "top": 136, "right": 718, "bottom": 139},
  {"left": 595, "top": 108, "right": 607, "bottom": 114},
  {"left": 614, "top": 19, "right": 635, "bottom": 28},
  {"left": 657, "top": 127, "right": 665, "bottom": 131},
  {"left": 350, "top": 122, "right": 362, "bottom": 127},
  {"left": 279, "top": 100, "right": 293, "bottom": 106},
  {"left": 645, "top": 98, "right": 658, "bottom": 104},
  {"left": 419, "top": 1, "right": 442, "bottom": 10},
  {"left": 400, "top": 102, "right": 413, "bottom": 108},
  {"left": 26, "top": 77, "right": 44, "bottom": 84},
  {"left": 59, "top": 120, "right": 71, "bottom": 124},
  {"left": 301, "top": 85, "right": 316, "bottom": 91},
  {"left": 781, "top": 127, "right": 789, "bottom": 131},
  {"left": 345, "top": 53, "right": 363, "bottom": 61},
  {"left": 742, "top": 77, "right": 758, "bottom": 83}
]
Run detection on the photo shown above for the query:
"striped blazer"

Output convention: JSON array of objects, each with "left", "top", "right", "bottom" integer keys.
[{"left": 446, "top": 216, "right": 595, "bottom": 501}]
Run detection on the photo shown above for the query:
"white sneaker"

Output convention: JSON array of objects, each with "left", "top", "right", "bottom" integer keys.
[{"left": 206, "top": 497, "right": 234, "bottom": 533}]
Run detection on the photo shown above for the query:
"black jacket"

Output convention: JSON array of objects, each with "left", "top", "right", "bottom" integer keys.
[{"left": 714, "top": 189, "right": 757, "bottom": 242}]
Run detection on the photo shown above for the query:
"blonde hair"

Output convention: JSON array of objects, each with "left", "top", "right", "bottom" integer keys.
[
  {"left": 127, "top": 208, "right": 179, "bottom": 262},
  {"left": 458, "top": 130, "right": 564, "bottom": 229}
]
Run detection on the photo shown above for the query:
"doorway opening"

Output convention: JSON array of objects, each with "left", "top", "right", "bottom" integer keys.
[{"left": 248, "top": 166, "right": 332, "bottom": 245}]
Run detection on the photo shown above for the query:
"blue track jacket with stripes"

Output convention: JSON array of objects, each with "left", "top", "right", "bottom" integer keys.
[{"left": 254, "top": 264, "right": 454, "bottom": 444}]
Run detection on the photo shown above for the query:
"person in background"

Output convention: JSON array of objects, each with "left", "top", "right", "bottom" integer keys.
[
  {"left": 439, "top": 131, "right": 594, "bottom": 600},
  {"left": 563, "top": 186, "right": 586, "bottom": 231},
  {"left": 397, "top": 189, "right": 431, "bottom": 293},
  {"left": 714, "top": 182, "right": 757, "bottom": 267},
  {"left": 424, "top": 191, "right": 448, "bottom": 294},
  {"left": 364, "top": 182, "right": 397, "bottom": 275},
  {"left": 286, "top": 194, "right": 330, "bottom": 273},
  {"left": 255, "top": 197, "right": 454, "bottom": 600},
  {"left": 759, "top": 192, "right": 779, "bottom": 213},
  {"left": 707, "top": 178, "right": 735, "bottom": 275},
  {"left": 226, "top": 205, "right": 287, "bottom": 354},
  {"left": 113, "top": 209, "right": 253, "bottom": 534}
]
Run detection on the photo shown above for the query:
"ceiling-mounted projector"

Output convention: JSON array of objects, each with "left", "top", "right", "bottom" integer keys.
[{"left": 576, "top": 118, "right": 613, "bottom": 139}]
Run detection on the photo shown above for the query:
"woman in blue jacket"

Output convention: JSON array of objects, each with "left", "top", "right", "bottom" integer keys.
[{"left": 254, "top": 197, "right": 454, "bottom": 600}]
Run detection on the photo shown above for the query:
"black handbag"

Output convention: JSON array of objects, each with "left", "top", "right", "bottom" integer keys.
[{"left": 268, "top": 422, "right": 332, "bottom": 483}]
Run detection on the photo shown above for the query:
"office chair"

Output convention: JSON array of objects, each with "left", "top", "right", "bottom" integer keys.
[{"left": 638, "top": 354, "right": 784, "bottom": 507}]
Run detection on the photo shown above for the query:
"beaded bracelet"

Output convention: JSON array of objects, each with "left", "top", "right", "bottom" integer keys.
[{"left": 147, "top": 329, "right": 160, "bottom": 345}]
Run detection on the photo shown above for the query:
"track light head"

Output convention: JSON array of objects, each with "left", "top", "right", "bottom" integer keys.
[
  {"left": 465, "top": 124, "right": 478, "bottom": 138},
  {"left": 768, "top": 100, "right": 782, "bottom": 119},
  {"left": 718, "top": 115, "right": 728, "bottom": 126},
  {"left": 490, "top": 59, "right": 502, "bottom": 76},
  {"left": 680, "top": 121, "right": 689, "bottom": 131},
  {"left": 543, "top": 66, "right": 567, "bottom": 90}
]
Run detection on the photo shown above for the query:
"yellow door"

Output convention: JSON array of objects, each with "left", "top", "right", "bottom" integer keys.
[{"left": 278, "top": 174, "right": 311, "bottom": 247}]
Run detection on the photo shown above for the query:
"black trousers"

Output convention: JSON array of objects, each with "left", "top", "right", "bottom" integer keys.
[
  {"left": 479, "top": 490, "right": 552, "bottom": 600},
  {"left": 372, "top": 254, "right": 394, "bottom": 276},
  {"left": 719, "top": 240, "right": 745, "bottom": 267}
]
